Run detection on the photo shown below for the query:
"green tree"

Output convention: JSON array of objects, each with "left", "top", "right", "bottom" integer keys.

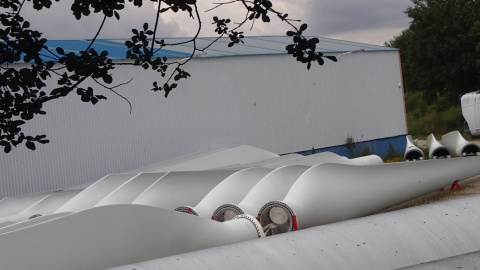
[
  {"left": 386, "top": 0, "right": 480, "bottom": 103},
  {"left": 0, "top": 0, "right": 337, "bottom": 153}
]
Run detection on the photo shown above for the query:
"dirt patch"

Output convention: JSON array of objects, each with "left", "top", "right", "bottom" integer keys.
[{"left": 380, "top": 174, "right": 480, "bottom": 213}]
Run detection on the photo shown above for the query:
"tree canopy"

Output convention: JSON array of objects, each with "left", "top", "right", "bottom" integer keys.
[
  {"left": 0, "top": 0, "right": 337, "bottom": 153},
  {"left": 386, "top": 0, "right": 480, "bottom": 103}
]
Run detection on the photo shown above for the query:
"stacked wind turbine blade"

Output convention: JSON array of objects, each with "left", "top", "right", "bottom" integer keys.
[
  {"left": 0, "top": 204, "right": 264, "bottom": 270},
  {"left": 110, "top": 195, "right": 480, "bottom": 270},
  {"left": 441, "top": 130, "right": 480, "bottom": 157},
  {"left": 258, "top": 157, "right": 480, "bottom": 235},
  {"left": 427, "top": 133, "right": 451, "bottom": 159},
  {"left": 212, "top": 165, "right": 310, "bottom": 222},
  {"left": 175, "top": 167, "right": 273, "bottom": 217},
  {"left": 404, "top": 135, "right": 424, "bottom": 161},
  {"left": 132, "top": 170, "right": 237, "bottom": 210}
]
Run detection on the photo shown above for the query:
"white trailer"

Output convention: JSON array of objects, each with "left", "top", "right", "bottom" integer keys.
[{"left": 461, "top": 90, "right": 480, "bottom": 136}]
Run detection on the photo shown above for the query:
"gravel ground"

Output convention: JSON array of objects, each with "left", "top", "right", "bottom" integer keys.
[{"left": 381, "top": 169, "right": 480, "bottom": 213}]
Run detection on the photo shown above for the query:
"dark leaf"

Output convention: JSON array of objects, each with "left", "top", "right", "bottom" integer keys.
[
  {"left": 102, "top": 74, "right": 113, "bottom": 84},
  {"left": 300, "top": 24, "right": 308, "bottom": 32},
  {"left": 56, "top": 47, "right": 65, "bottom": 55},
  {"left": 317, "top": 57, "right": 324, "bottom": 65},
  {"left": 325, "top": 56, "right": 338, "bottom": 62},
  {"left": 26, "top": 141, "right": 36, "bottom": 150},
  {"left": 262, "top": 14, "right": 270, "bottom": 22},
  {"left": 1, "top": 141, "right": 12, "bottom": 153},
  {"left": 262, "top": 0, "right": 272, "bottom": 9},
  {"left": 286, "top": 31, "right": 296, "bottom": 36}
]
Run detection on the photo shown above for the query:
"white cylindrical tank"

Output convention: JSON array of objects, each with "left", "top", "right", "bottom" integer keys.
[
  {"left": 258, "top": 156, "right": 480, "bottom": 235},
  {"left": 426, "top": 133, "right": 451, "bottom": 159},
  {"left": 175, "top": 167, "right": 273, "bottom": 217},
  {"left": 212, "top": 165, "right": 310, "bottom": 222},
  {"left": 441, "top": 130, "right": 480, "bottom": 157},
  {"left": 404, "top": 135, "right": 424, "bottom": 161},
  {"left": 0, "top": 204, "right": 264, "bottom": 270},
  {"left": 132, "top": 170, "right": 236, "bottom": 210}
]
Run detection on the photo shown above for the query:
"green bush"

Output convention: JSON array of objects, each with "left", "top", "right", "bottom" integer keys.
[
  {"left": 405, "top": 91, "right": 464, "bottom": 138},
  {"left": 345, "top": 135, "right": 372, "bottom": 158}
]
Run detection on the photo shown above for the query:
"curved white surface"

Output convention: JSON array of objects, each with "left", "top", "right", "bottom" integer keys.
[
  {"left": 176, "top": 168, "right": 273, "bottom": 217},
  {"left": 133, "top": 170, "right": 236, "bottom": 209},
  {"left": 404, "top": 135, "right": 424, "bottom": 161},
  {"left": 240, "top": 153, "right": 303, "bottom": 167},
  {"left": 0, "top": 212, "right": 71, "bottom": 233},
  {"left": 153, "top": 145, "right": 278, "bottom": 172},
  {"left": 265, "top": 152, "right": 382, "bottom": 168},
  {"left": 426, "top": 133, "right": 450, "bottom": 159},
  {"left": 112, "top": 195, "right": 480, "bottom": 270},
  {"left": 0, "top": 221, "right": 14, "bottom": 228},
  {"left": 0, "top": 190, "right": 80, "bottom": 224},
  {"left": 95, "top": 173, "right": 166, "bottom": 206},
  {"left": 213, "top": 165, "right": 310, "bottom": 221},
  {"left": 441, "top": 130, "right": 480, "bottom": 157},
  {"left": 125, "top": 150, "right": 211, "bottom": 173},
  {"left": 55, "top": 173, "right": 136, "bottom": 213},
  {"left": 259, "top": 157, "right": 480, "bottom": 234},
  {"left": 0, "top": 192, "right": 52, "bottom": 218},
  {"left": 264, "top": 151, "right": 347, "bottom": 168},
  {"left": 347, "top": 154, "right": 383, "bottom": 165},
  {"left": 214, "top": 153, "right": 303, "bottom": 170},
  {"left": 400, "top": 250, "right": 480, "bottom": 269},
  {"left": 0, "top": 204, "right": 263, "bottom": 270}
]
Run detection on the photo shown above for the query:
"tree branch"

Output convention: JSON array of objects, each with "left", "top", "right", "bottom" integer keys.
[{"left": 93, "top": 77, "right": 133, "bottom": 113}]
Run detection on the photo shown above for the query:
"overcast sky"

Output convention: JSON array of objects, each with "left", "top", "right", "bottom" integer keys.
[{"left": 19, "top": 0, "right": 412, "bottom": 46}]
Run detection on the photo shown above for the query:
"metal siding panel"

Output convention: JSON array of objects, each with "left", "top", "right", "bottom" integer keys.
[{"left": 1, "top": 51, "right": 406, "bottom": 199}]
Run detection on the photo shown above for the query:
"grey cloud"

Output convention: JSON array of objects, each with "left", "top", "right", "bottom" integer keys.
[
  {"left": 20, "top": 1, "right": 184, "bottom": 40},
  {"left": 17, "top": 1, "right": 412, "bottom": 45},
  {"left": 303, "top": 0, "right": 412, "bottom": 36}
]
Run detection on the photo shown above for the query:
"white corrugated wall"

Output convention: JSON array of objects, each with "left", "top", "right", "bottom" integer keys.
[{"left": 0, "top": 51, "right": 406, "bottom": 198}]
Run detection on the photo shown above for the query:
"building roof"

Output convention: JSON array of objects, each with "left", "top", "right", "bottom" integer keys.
[{"left": 42, "top": 35, "right": 397, "bottom": 61}]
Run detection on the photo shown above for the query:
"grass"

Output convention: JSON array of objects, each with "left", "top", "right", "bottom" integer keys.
[{"left": 406, "top": 91, "right": 466, "bottom": 138}]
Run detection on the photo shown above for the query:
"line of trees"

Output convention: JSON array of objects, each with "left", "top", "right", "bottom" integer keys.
[{"left": 386, "top": 0, "right": 480, "bottom": 105}]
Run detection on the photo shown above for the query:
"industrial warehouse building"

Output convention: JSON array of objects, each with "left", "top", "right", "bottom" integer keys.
[{"left": 0, "top": 36, "right": 407, "bottom": 199}]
